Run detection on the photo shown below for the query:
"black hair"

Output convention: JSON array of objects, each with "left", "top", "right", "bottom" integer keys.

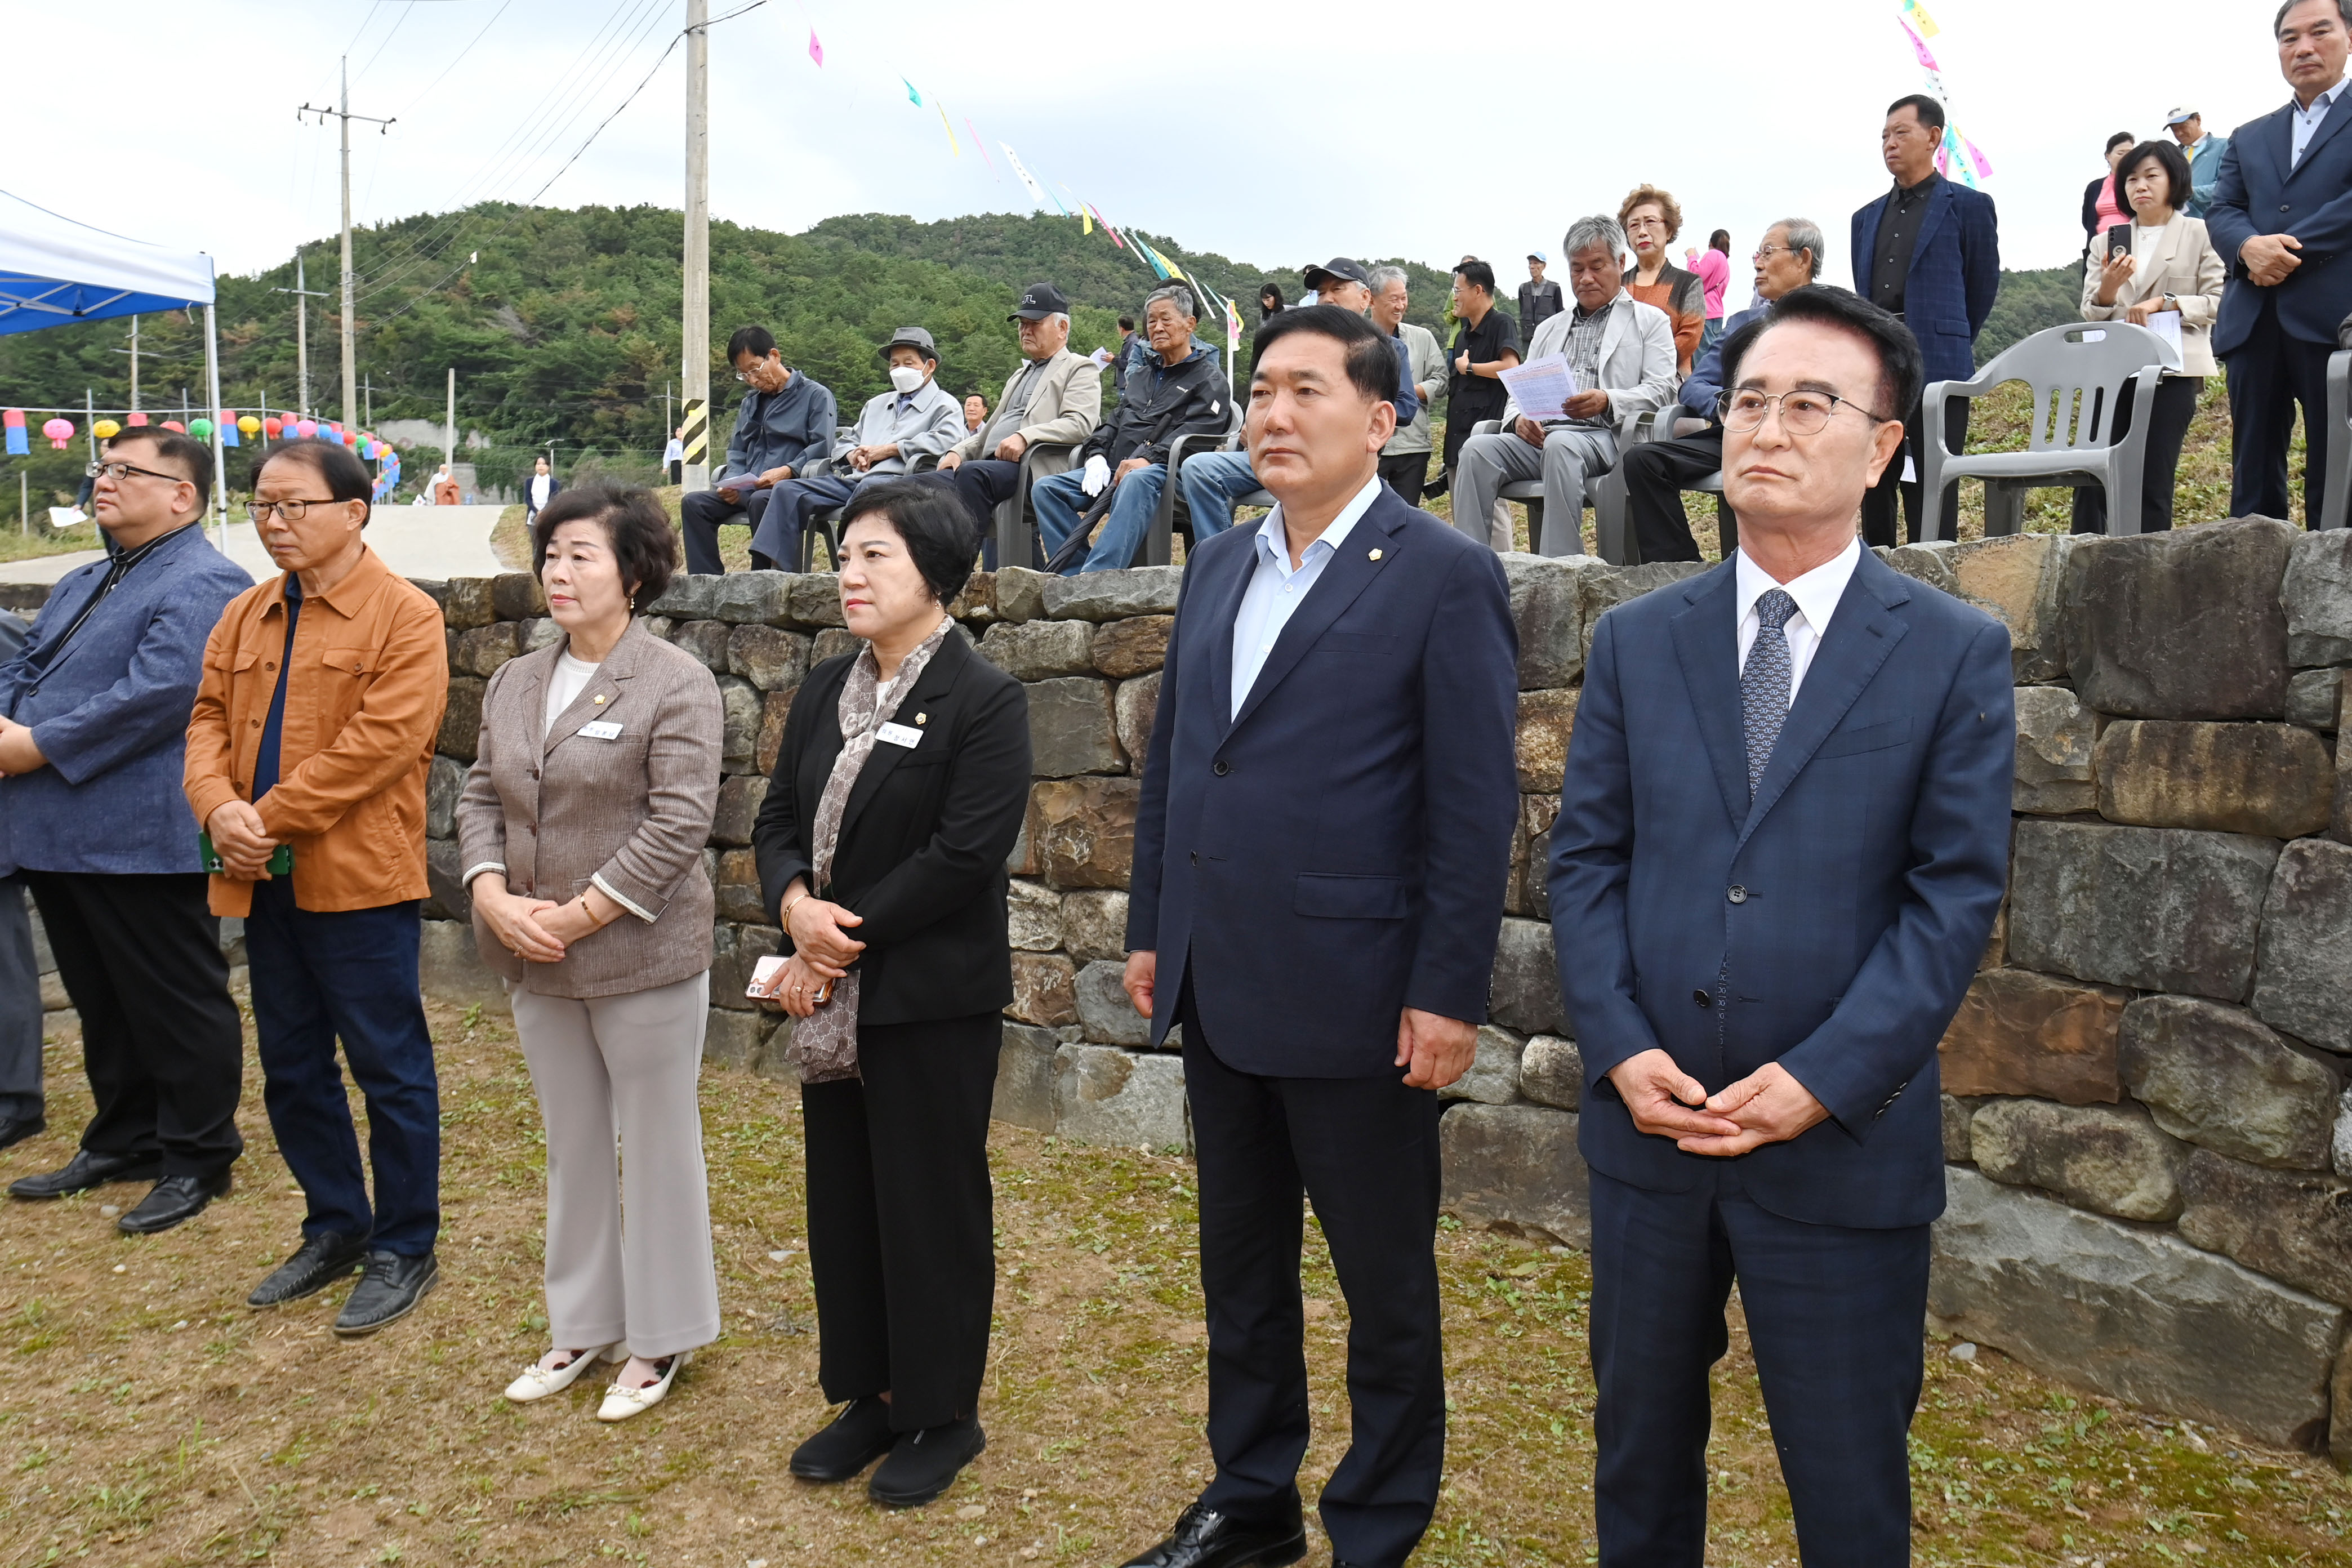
[
  {"left": 726, "top": 325, "right": 777, "bottom": 365},
  {"left": 106, "top": 426, "right": 216, "bottom": 510},
  {"left": 257, "top": 437, "right": 371, "bottom": 526},
  {"left": 1119, "top": 315, "right": 1135, "bottom": 331},
  {"left": 1720, "top": 284, "right": 1923, "bottom": 422},
  {"left": 1454, "top": 258, "right": 1498, "bottom": 295},
  {"left": 1709, "top": 229, "right": 1732, "bottom": 252},
  {"left": 1249, "top": 304, "right": 1397, "bottom": 408},
  {"left": 2105, "top": 130, "right": 2136, "bottom": 155},
  {"left": 2119, "top": 139, "right": 2194, "bottom": 210},
  {"left": 530, "top": 483, "right": 679, "bottom": 610},
  {"left": 840, "top": 479, "right": 979, "bottom": 607},
  {"left": 1886, "top": 93, "right": 1946, "bottom": 135},
  {"left": 2275, "top": 0, "right": 2351, "bottom": 34},
  {"left": 1259, "top": 284, "right": 1283, "bottom": 309}
]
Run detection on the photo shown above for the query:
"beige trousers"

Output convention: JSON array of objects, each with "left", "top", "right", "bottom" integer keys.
[{"left": 511, "top": 971, "right": 720, "bottom": 1360}]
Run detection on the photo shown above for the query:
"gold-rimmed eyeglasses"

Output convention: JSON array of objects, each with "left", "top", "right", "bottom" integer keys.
[{"left": 1716, "top": 389, "right": 1895, "bottom": 435}]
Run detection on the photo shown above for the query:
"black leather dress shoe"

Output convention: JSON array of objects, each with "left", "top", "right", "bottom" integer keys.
[
  {"left": 333, "top": 1251, "right": 438, "bottom": 1337},
  {"left": 0, "top": 1115, "right": 44, "bottom": 1152},
  {"left": 1120, "top": 1503, "right": 1309, "bottom": 1568},
  {"left": 117, "top": 1170, "right": 233, "bottom": 1234},
  {"left": 868, "top": 1413, "right": 986, "bottom": 1507},
  {"left": 8, "top": 1148, "right": 162, "bottom": 1200},
  {"left": 248, "top": 1231, "right": 372, "bottom": 1307},
  {"left": 790, "top": 1397, "right": 896, "bottom": 1482}
]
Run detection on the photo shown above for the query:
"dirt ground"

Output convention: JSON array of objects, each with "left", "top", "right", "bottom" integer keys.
[{"left": 0, "top": 997, "right": 2345, "bottom": 1567}]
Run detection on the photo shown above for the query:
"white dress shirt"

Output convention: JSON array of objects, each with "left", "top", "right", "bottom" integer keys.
[
  {"left": 1230, "top": 474, "right": 1384, "bottom": 719},
  {"left": 2292, "top": 74, "right": 2349, "bottom": 166},
  {"left": 1734, "top": 537, "right": 1861, "bottom": 702}
]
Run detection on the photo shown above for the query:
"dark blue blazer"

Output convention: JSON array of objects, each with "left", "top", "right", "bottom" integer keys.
[
  {"left": 0, "top": 525, "right": 253, "bottom": 877},
  {"left": 2206, "top": 96, "right": 2352, "bottom": 355},
  {"left": 1547, "top": 549, "right": 2013, "bottom": 1228},
  {"left": 1125, "top": 484, "right": 1520, "bottom": 1077},
  {"left": 1849, "top": 179, "right": 2001, "bottom": 387}
]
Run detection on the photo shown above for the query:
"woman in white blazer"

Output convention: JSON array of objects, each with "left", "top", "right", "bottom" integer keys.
[{"left": 2077, "top": 138, "right": 2226, "bottom": 534}]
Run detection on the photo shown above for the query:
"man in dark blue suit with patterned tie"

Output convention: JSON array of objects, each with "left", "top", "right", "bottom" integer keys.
[
  {"left": 1550, "top": 287, "right": 2015, "bottom": 1567},
  {"left": 1116, "top": 304, "right": 1520, "bottom": 1568}
]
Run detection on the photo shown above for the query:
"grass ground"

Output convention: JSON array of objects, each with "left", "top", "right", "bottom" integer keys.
[
  {"left": 1, "top": 998, "right": 2345, "bottom": 1566},
  {"left": 0, "top": 522, "right": 99, "bottom": 566}
]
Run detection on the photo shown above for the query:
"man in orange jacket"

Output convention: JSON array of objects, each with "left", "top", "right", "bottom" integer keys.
[{"left": 185, "top": 438, "right": 449, "bottom": 1337}]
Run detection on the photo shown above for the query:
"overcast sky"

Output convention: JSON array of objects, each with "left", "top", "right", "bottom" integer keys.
[{"left": 0, "top": 0, "right": 2309, "bottom": 305}]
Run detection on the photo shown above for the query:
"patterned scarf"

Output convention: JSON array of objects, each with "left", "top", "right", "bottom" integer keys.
[{"left": 781, "top": 614, "right": 955, "bottom": 1084}]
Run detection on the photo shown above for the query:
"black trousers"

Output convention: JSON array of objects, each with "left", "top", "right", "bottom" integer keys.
[
  {"left": 1861, "top": 398, "right": 1970, "bottom": 547},
  {"left": 1377, "top": 449, "right": 1432, "bottom": 508},
  {"left": 1182, "top": 985, "right": 1445, "bottom": 1568},
  {"left": 679, "top": 487, "right": 782, "bottom": 575},
  {"left": 801, "top": 1010, "right": 999, "bottom": 1432},
  {"left": 1439, "top": 395, "right": 1505, "bottom": 493},
  {"left": 1620, "top": 427, "right": 1734, "bottom": 563},
  {"left": 2073, "top": 375, "right": 2203, "bottom": 534},
  {"left": 0, "top": 874, "right": 42, "bottom": 1123},
  {"left": 915, "top": 459, "right": 1022, "bottom": 538},
  {"left": 2225, "top": 296, "right": 2335, "bottom": 523},
  {"left": 1589, "top": 1164, "right": 1928, "bottom": 1568},
  {"left": 23, "top": 871, "right": 243, "bottom": 1178}
]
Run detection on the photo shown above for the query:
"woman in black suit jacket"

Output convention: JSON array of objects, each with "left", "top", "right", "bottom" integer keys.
[{"left": 749, "top": 479, "right": 1030, "bottom": 1509}]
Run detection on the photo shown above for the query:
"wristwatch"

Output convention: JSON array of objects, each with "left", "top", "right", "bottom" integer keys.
[{"left": 2161, "top": 292, "right": 2179, "bottom": 311}]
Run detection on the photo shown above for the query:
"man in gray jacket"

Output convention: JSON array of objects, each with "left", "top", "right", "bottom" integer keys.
[
  {"left": 929, "top": 283, "right": 1102, "bottom": 546},
  {"left": 1372, "top": 266, "right": 1447, "bottom": 505}
]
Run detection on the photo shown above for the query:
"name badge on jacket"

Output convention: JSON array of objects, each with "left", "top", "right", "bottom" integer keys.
[
  {"left": 875, "top": 721, "right": 923, "bottom": 749},
  {"left": 580, "top": 720, "right": 623, "bottom": 740}
]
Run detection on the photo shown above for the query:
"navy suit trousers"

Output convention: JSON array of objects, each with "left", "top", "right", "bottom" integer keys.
[
  {"left": 2224, "top": 295, "right": 2335, "bottom": 524},
  {"left": 1588, "top": 1165, "right": 1928, "bottom": 1568},
  {"left": 1181, "top": 983, "right": 1445, "bottom": 1568}
]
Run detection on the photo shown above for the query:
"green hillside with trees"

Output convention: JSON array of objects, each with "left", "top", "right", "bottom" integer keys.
[{"left": 0, "top": 204, "right": 2087, "bottom": 511}]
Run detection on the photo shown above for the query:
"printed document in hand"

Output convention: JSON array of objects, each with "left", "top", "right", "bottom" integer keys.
[
  {"left": 1499, "top": 354, "right": 1579, "bottom": 422},
  {"left": 2143, "top": 309, "right": 2185, "bottom": 369}
]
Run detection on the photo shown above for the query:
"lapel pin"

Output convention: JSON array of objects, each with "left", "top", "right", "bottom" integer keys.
[
  {"left": 916, "top": 712, "right": 928, "bottom": 724},
  {"left": 1369, "top": 548, "right": 1383, "bottom": 561},
  {"left": 594, "top": 694, "right": 607, "bottom": 704}
]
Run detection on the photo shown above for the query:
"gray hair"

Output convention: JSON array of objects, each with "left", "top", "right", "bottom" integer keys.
[
  {"left": 1365, "top": 264, "right": 1408, "bottom": 295},
  {"left": 1773, "top": 218, "right": 1828, "bottom": 279},
  {"left": 1145, "top": 285, "right": 1196, "bottom": 319},
  {"left": 1562, "top": 215, "right": 1628, "bottom": 261}
]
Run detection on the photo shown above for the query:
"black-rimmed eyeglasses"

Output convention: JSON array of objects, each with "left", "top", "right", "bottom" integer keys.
[
  {"left": 248, "top": 498, "right": 343, "bottom": 523},
  {"left": 86, "top": 460, "right": 185, "bottom": 485}
]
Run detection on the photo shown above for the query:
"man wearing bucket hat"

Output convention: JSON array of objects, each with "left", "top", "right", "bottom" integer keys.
[
  {"left": 2164, "top": 106, "right": 2228, "bottom": 218},
  {"left": 747, "top": 327, "right": 964, "bottom": 569},
  {"left": 926, "top": 283, "right": 1102, "bottom": 549}
]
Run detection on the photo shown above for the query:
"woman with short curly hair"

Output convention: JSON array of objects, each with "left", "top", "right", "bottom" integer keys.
[{"left": 1618, "top": 184, "right": 1707, "bottom": 375}]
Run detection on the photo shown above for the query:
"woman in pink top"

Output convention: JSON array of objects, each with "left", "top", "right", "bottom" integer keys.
[
  {"left": 1689, "top": 231, "right": 1732, "bottom": 350},
  {"left": 2082, "top": 132, "right": 2135, "bottom": 247}
]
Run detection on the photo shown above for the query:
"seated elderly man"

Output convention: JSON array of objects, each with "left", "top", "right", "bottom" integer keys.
[
  {"left": 748, "top": 327, "right": 965, "bottom": 569},
  {"left": 1620, "top": 217, "right": 1825, "bottom": 563},
  {"left": 1032, "top": 286, "right": 1230, "bottom": 574},
  {"left": 1175, "top": 256, "right": 1419, "bottom": 535},
  {"left": 680, "top": 326, "right": 838, "bottom": 574},
  {"left": 924, "top": 283, "right": 1102, "bottom": 549},
  {"left": 1454, "top": 215, "right": 1677, "bottom": 555}
]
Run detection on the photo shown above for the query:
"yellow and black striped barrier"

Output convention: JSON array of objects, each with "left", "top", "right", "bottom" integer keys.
[{"left": 680, "top": 397, "right": 710, "bottom": 467}]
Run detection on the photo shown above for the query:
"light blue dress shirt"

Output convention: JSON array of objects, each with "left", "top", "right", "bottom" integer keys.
[
  {"left": 2291, "top": 75, "right": 2347, "bottom": 166},
  {"left": 1230, "top": 474, "right": 1384, "bottom": 719}
]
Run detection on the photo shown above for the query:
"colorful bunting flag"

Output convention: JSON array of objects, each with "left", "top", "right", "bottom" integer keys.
[
  {"left": 808, "top": 29, "right": 823, "bottom": 65},
  {"left": 1898, "top": 18, "right": 1939, "bottom": 71},
  {"left": 1000, "top": 144, "right": 1050, "bottom": 210},
  {"left": 965, "top": 118, "right": 996, "bottom": 177},
  {"left": 902, "top": 78, "right": 922, "bottom": 106},
  {"left": 938, "top": 103, "right": 959, "bottom": 155},
  {"left": 1902, "top": 0, "right": 1940, "bottom": 37}
]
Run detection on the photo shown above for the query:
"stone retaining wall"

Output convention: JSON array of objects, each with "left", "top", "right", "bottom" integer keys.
[{"left": 24, "top": 518, "right": 2343, "bottom": 1459}]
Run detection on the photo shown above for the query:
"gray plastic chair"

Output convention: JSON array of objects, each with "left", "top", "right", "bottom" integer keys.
[
  {"left": 2318, "top": 349, "right": 2351, "bottom": 532},
  {"left": 1467, "top": 412, "right": 1671, "bottom": 563},
  {"left": 1917, "top": 322, "right": 2168, "bottom": 541},
  {"left": 986, "top": 440, "right": 1080, "bottom": 571},
  {"left": 1146, "top": 401, "right": 1270, "bottom": 567}
]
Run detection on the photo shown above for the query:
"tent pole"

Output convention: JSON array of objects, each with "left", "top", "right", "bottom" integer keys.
[{"left": 205, "top": 303, "right": 226, "bottom": 548}]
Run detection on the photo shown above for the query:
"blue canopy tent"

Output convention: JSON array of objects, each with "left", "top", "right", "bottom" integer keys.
[{"left": 0, "top": 187, "right": 225, "bottom": 538}]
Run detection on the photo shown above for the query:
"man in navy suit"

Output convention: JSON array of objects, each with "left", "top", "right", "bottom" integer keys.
[
  {"left": 1551, "top": 287, "right": 2014, "bottom": 1566},
  {"left": 1851, "top": 93, "right": 2000, "bottom": 547},
  {"left": 1117, "top": 304, "right": 1520, "bottom": 1568},
  {"left": 2207, "top": 0, "right": 2352, "bottom": 523}
]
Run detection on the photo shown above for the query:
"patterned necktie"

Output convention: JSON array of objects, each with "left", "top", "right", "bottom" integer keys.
[{"left": 1741, "top": 589, "right": 1798, "bottom": 798}]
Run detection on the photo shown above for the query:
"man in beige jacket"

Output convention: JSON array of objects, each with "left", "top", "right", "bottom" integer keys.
[{"left": 928, "top": 281, "right": 1101, "bottom": 555}]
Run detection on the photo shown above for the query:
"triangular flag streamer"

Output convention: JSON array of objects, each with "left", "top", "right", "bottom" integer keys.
[
  {"left": 965, "top": 119, "right": 996, "bottom": 177},
  {"left": 902, "top": 78, "right": 923, "bottom": 107},
  {"left": 1080, "top": 206, "right": 1092, "bottom": 235},
  {"left": 1903, "top": 0, "right": 1940, "bottom": 37},
  {"left": 807, "top": 29, "right": 823, "bottom": 65},
  {"left": 938, "top": 103, "right": 959, "bottom": 155},
  {"left": 1137, "top": 242, "right": 1170, "bottom": 281},
  {"left": 1897, "top": 18, "right": 1940, "bottom": 72},
  {"left": 1963, "top": 134, "right": 1993, "bottom": 177},
  {"left": 1000, "top": 144, "right": 1051, "bottom": 210}
]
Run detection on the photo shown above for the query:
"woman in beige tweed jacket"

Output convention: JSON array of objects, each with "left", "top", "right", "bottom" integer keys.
[{"left": 455, "top": 484, "right": 723, "bottom": 1422}]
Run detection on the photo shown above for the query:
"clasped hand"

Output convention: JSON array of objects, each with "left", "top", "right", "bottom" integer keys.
[
  {"left": 206, "top": 800, "right": 280, "bottom": 880},
  {"left": 2240, "top": 232, "right": 2303, "bottom": 287},
  {"left": 1606, "top": 1047, "right": 1829, "bottom": 1156}
]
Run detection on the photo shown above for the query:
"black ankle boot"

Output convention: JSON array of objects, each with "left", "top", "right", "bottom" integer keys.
[
  {"left": 868, "top": 1412, "right": 986, "bottom": 1507},
  {"left": 790, "top": 1397, "right": 896, "bottom": 1482}
]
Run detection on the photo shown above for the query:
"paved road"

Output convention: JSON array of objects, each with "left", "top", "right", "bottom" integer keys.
[{"left": 0, "top": 504, "right": 511, "bottom": 588}]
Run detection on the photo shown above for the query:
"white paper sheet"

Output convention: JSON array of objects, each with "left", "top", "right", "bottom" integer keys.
[
  {"left": 1499, "top": 354, "right": 1579, "bottom": 423},
  {"left": 2142, "top": 309, "right": 2185, "bottom": 369}
]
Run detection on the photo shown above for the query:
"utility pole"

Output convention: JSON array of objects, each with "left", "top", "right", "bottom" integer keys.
[
  {"left": 300, "top": 59, "right": 394, "bottom": 435},
  {"left": 364, "top": 376, "right": 372, "bottom": 427},
  {"left": 271, "top": 253, "right": 328, "bottom": 419},
  {"left": 678, "top": 0, "right": 711, "bottom": 497},
  {"left": 444, "top": 367, "right": 456, "bottom": 475}
]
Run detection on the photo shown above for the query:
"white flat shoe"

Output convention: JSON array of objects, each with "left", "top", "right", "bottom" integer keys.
[
  {"left": 504, "top": 1343, "right": 624, "bottom": 1404},
  {"left": 596, "top": 1351, "right": 689, "bottom": 1422}
]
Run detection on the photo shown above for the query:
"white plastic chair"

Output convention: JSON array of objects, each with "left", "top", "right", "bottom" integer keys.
[
  {"left": 1917, "top": 322, "right": 2169, "bottom": 541},
  {"left": 2318, "top": 349, "right": 2351, "bottom": 532}
]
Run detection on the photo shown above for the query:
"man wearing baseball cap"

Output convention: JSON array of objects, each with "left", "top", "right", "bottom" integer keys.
[
  {"left": 749, "top": 327, "right": 965, "bottom": 569},
  {"left": 926, "top": 283, "right": 1102, "bottom": 555},
  {"left": 1178, "top": 257, "right": 1422, "bottom": 534},
  {"left": 1518, "top": 252, "right": 1565, "bottom": 336},
  {"left": 2164, "top": 107, "right": 2228, "bottom": 218}
]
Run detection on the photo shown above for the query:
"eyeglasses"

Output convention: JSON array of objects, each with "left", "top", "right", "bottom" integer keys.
[
  {"left": 1752, "top": 245, "right": 1796, "bottom": 263},
  {"left": 248, "top": 497, "right": 343, "bottom": 523},
  {"left": 1717, "top": 389, "right": 1894, "bottom": 434},
  {"left": 86, "top": 460, "right": 186, "bottom": 485}
]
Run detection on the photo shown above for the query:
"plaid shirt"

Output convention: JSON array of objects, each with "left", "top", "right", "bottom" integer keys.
[{"left": 1561, "top": 300, "right": 1616, "bottom": 429}]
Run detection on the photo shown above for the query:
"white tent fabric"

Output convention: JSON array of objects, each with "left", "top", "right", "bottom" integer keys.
[{"left": 0, "top": 186, "right": 215, "bottom": 337}]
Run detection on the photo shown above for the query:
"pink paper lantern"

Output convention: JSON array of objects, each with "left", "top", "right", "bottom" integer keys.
[
  {"left": 126, "top": 411, "right": 149, "bottom": 427},
  {"left": 296, "top": 420, "right": 318, "bottom": 439},
  {"left": 41, "top": 417, "right": 74, "bottom": 449}
]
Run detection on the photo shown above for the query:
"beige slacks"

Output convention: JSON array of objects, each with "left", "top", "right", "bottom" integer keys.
[{"left": 511, "top": 971, "right": 720, "bottom": 1360}]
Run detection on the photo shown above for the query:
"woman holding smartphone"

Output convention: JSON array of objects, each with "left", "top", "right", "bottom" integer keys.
[
  {"left": 456, "top": 484, "right": 725, "bottom": 1420},
  {"left": 2077, "top": 138, "right": 2225, "bottom": 534},
  {"left": 751, "top": 480, "right": 1029, "bottom": 1509}
]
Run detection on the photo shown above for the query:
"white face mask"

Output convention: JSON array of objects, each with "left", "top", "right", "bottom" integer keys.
[{"left": 888, "top": 365, "right": 925, "bottom": 394}]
